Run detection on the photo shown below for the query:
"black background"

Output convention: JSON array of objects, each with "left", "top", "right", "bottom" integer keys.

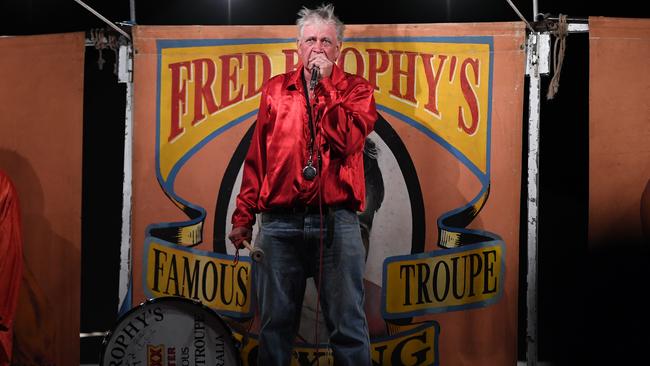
[{"left": 1, "top": 1, "right": 649, "bottom": 365}]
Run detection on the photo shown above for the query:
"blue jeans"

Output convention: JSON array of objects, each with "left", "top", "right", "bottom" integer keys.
[{"left": 254, "top": 207, "right": 371, "bottom": 365}]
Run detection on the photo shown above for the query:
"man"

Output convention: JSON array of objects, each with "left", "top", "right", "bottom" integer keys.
[{"left": 228, "top": 3, "right": 376, "bottom": 365}]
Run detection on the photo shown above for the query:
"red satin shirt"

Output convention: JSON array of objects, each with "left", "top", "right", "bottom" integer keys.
[{"left": 232, "top": 64, "right": 377, "bottom": 229}]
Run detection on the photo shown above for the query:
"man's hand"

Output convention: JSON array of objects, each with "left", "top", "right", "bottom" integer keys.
[
  {"left": 308, "top": 52, "right": 334, "bottom": 80},
  {"left": 228, "top": 226, "right": 252, "bottom": 249}
]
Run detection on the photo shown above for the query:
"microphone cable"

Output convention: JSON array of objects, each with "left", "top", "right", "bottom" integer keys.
[
  {"left": 302, "top": 67, "right": 326, "bottom": 359},
  {"left": 312, "top": 88, "right": 326, "bottom": 360}
]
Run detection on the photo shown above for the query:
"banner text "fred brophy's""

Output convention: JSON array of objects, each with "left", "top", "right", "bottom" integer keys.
[{"left": 165, "top": 44, "right": 486, "bottom": 142}]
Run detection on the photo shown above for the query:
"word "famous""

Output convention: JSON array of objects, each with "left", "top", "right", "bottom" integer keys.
[{"left": 150, "top": 247, "right": 249, "bottom": 308}]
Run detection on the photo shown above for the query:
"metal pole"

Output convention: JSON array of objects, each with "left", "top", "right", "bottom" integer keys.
[
  {"left": 130, "top": 0, "right": 136, "bottom": 23},
  {"left": 117, "top": 45, "right": 134, "bottom": 315},
  {"left": 526, "top": 73, "right": 539, "bottom": 366},
  {"left": 228, "top": 0, "right": 232, "bottom": 25},
  {"left": 506, "top": 0, "right": 535, "bottom": 32},
  {"left": 525, "top": 31, "right": 549, "bottom": 366},
  {"left": 73, "top": 0, "right": 131, "bottom": 40}
]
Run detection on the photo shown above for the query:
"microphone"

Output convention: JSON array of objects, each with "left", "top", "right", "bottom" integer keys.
[{"left": 309, "top": 66, "right": 319, "bottom": 90}]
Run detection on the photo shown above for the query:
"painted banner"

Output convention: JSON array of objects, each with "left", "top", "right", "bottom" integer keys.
[
  {"left": 132, "top": 23, "right": 525, "bottom": 365},
  {"left": 589, "top": 17, "right": 650, "bottom": 249},
  {"left": 0, "top": 32, "right": 84, "bottom": 366}
]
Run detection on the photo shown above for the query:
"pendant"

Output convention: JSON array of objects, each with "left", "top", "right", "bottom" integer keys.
[{"left": 302, "top": 162, "right": 317, "bottom": 180}]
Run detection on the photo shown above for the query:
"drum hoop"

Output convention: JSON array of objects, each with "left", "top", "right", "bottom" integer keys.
[{"left": 99, "top": 295, "right": 241, "bottom": 365}]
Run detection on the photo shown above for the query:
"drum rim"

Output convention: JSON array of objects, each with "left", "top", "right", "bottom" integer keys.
[{"left": 99, "top": 295, "right": 241, "bottom": 365}]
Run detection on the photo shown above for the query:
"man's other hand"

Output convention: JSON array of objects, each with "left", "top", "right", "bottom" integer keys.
[{"left": 228, "top": 226, "right": 252, "bottom": 249}]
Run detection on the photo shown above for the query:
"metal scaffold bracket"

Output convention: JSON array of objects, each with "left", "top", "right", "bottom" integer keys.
[
  {"left": 526, "top": 32, "right": 551, "bottom": 77},
  {"left": 118, "top": 44, "right": 133, "bottom": 84}
]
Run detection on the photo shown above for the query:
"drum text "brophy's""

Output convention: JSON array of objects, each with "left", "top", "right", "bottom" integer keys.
[{"left": 107, "top": 307, "right": 164, "bottom": 365}]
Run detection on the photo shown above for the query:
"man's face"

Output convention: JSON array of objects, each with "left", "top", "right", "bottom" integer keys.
[{"left": 297, "top": 21, "right": 341, "bottom": 70}]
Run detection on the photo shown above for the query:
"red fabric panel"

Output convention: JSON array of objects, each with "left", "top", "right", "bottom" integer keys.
[{"left": 0, "top": 171, "right": 22, "bottom": 366}]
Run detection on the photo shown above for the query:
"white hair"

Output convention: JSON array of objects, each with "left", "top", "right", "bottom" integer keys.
[{"left": 296, "top": 3, "right": 345, "bottom": 43}]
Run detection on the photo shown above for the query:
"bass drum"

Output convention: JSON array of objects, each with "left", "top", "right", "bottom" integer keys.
[{"left": 100, "top": 296, "right": 240, "bottom": 365}]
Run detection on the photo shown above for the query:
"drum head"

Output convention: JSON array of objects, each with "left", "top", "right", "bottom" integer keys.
[{"left": 100, "top": 296, "right": 240, "bottom": 365}]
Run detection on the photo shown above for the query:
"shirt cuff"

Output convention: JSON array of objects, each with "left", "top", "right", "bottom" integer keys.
[{"left": 232, "top": 214, "right": 255, "bottom": 230}]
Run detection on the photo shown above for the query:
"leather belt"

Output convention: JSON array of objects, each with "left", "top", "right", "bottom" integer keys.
[
  {"left": 267, "top": 205, "right": 328, "bottom": 215},
  {"left": 265, "top": 205, "right": 339, "bottom": 248}
]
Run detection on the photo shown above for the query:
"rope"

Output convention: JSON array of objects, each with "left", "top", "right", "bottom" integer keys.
[{"left": 546, "top": 14, "right": 568, "bottom": 100}]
